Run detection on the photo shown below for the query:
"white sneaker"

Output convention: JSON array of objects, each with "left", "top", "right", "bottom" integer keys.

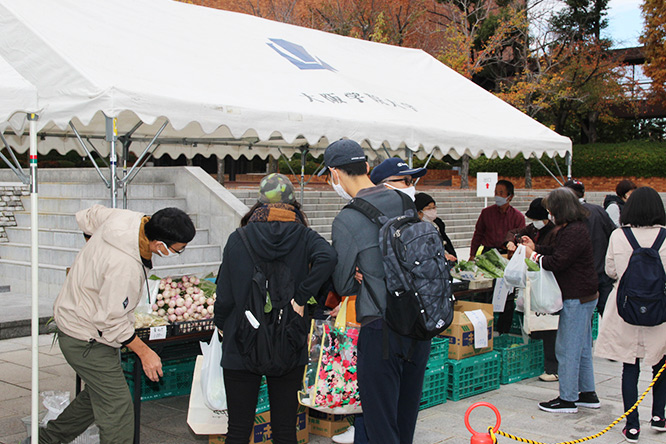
[
  {"left": 332, "top": 425, "right": 355, "bottom": 444},
  {"left": 539, "top": 373, "right": 558, "bottom": 382}
]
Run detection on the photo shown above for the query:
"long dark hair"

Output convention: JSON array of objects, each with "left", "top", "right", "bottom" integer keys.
[
  {"left": 620, "top": 187, "right": 666, "bottom": 227},
  {"left": 542, "top": 188, "right": 588, "bottom": 225},
  {"left": 240, "top": 201, "right": 309, "bottom": 227}
]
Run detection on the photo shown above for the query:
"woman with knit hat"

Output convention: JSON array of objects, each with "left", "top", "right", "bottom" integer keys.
[
  {"left": 414, "top": 192, "right": 457, "bottom": 262},
  {"left": 214, "top": 173, "right": 337, "bottom": 444}
]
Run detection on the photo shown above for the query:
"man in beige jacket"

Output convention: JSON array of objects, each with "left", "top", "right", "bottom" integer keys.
[{"left": 36, "top": 205, "right": 195, "bottom": 444}]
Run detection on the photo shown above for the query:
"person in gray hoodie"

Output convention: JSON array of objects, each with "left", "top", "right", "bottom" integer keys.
[{"left": 321, "top": 140, "right": 430, "bottom": 444}]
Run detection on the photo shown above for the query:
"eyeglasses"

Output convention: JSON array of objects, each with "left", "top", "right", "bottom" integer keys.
[
  {"left": 167, "top": 244, "right": 186, "bottom": 255},
  {"left": 385, "top": 177, "right": 414, "bottom": 186}
]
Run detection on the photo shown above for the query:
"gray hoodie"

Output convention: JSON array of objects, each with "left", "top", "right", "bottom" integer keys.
[{"left": 331, "top": 185, "right": 407, "bottom": 325}]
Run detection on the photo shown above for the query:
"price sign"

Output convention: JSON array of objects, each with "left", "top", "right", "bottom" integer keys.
[{"left": 149, "top": 326, "right": 167, "bottom": 341}]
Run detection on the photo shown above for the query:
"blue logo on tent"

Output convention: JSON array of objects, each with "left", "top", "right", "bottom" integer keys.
[{"left": 267, "top": 39, "right": 336, "bottom": 71}]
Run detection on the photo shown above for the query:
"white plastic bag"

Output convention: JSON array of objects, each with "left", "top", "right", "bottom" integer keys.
[
  {"left": 528, "top": 257, "right": 563, "bottom": 314},
  {"left": 200, "top": 329, "right": 227, "bottom": 411},
  {"left": 41, "top": 391, "right": 70, "bottom": 426},
  {"left": 503, "top": 245, "right": 527, "bottom": 288}
]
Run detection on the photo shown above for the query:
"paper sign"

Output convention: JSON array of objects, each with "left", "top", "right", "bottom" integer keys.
[
  {"left": 464, "top": 309, "right": 488, "bottom": 349},
  {"left": 492, "top": 278, "right": 513, "bottom": 312},
  {"left": 476, "top": 172, "right": 498, "bottom": 198},
  {"left": 149, "top": 326, "right": 167, "bottom": 341}
]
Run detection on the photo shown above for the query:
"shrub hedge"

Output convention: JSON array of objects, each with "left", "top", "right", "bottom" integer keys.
[{"left": 469, "top": 140, "right": 666, "bottom": 178}]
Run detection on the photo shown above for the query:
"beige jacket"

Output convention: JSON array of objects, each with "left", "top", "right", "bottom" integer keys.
[
  {"left": 595, "top": 226, "right": 666, "bottom": 366},
  {"left": 54, "top": 205, "right": 148, "bottom": 348}
]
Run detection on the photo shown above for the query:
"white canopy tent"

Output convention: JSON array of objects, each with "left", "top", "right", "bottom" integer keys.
[
  {"left": 0, "top": 0, "right": 572, "bottom": 438},
  {"left": 0, "top": 0, "right": 570, "bottom": 163}
]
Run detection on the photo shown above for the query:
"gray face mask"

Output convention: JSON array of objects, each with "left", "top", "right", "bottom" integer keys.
[{"left": 495, "top": 196, "right": 508, "bottom": 206}]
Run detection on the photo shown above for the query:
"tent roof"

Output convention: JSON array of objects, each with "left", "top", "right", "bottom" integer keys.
[
  {"left": 0, "top": 0, "right": 571, "bottom": 160},
  {"left": 0, "top": 55, "right": 38, "bottom": 132}
]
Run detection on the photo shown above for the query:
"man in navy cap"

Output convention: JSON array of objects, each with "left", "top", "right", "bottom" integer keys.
[
  {"left": 369, "top": 157, "right": 427, "bottom": 201},
  {"left": 322, "top": 140, "right": 430, "bottom": 444}
]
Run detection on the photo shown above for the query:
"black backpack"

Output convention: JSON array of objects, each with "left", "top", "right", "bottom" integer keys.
[
  {"left": 235, "top": 228, "right": 308, "bottom": 376},
  {"left": 617, "top": 227, "right": 666, "bottom": 326},
  {"left": 345, "top": 191, "right": 454, "bottom": 341}
]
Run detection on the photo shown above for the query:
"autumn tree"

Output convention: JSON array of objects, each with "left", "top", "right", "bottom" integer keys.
[{"left": 640, "top": 0, "right": 666, "bottom": 104}]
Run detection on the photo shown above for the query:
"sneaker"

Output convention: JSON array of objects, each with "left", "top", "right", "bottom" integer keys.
[
  {"left": 575, "top": 391, "right": 601, "bottom": 409},
  {"left": 651, "top": 416, "right": 666, "bottom": 432},
  {"left": 332, "top": 425, "right": 355, "bottom": 444},
  {"left": 539, "top": 373, "right": 559, "bottom": 382},
  {"left": 622, "top": 427, "right": 639, "bottom": 443},
  {"left": 538, "top": 397, "right": 578, "bottom": 413}
]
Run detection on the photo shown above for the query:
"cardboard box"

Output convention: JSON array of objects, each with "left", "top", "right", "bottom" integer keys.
[
  {"left": 209, "top": 406, "right": 308, "bottom": 444},
  {"left": 307, "top": 409, "right": 353, "bottom": 437},
  {"left": 440, "top": 301, "right": 493, "bottom": 360}
]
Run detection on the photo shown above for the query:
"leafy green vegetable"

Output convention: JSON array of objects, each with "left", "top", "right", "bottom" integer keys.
[
  {"left": 474, "top": 256, "right": 504, "bottom": 278},
  {"left": 525, "top": 258, "right": 540, "bottom": 271}
]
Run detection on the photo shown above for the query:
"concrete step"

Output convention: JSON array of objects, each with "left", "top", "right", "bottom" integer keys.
[
  {"left": 14, "top": 212, "right": 199, "bottom": 231},
  {"left": 36, "top": 182, "right": 177, "bottom": 199},
  {"left": 4, "top": 226, "right": 211, "bottom": 247},
  {"left": 22, "top": 196, "right": 188, "bottom": 214},
  {"left": 0, "top": 242, "right": 221, "bottom": 267}
]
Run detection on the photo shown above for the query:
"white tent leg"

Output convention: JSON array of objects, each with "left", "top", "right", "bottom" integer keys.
[
  {"left": 407, "top": 148, "right": 413, "bottom": 168},
  {"left": 566, "top": 151, "right": 572, "bottom": 181},
  {"left": 28, "top": 112, "right": 39, "bottom": 441},
  {"left": 106, "top": 116, "right": 118, "bottom": 208}
]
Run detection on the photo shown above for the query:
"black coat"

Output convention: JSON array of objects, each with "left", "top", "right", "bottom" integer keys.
[
  {"left": 214, "top": 221, "right": 337, "bottom": 370},
  {"left": 433, "top": 217, "right": 458, "bottom": 259}
]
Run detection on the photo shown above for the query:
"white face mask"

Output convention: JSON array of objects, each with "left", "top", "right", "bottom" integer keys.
[
  {"left": 495, "top": 196, "right": 508, "bottom": 207},
  {"left": 156, "top": 241, "right": 179, "bottom": 258},
  {"left": 330, "top": 170, "right": 352, "bottom": 202},
  {"left": 548, "top": 213, "right": 556, "bottom": 224},
  {"left": 386, "top": 184, "right": 416, "bottom": 201},
  {"left": 532, "top": 220, "right": 546, "bottom": 230},
  {"left": 422, "top": 208, "right": 438, "bottom": 223}
]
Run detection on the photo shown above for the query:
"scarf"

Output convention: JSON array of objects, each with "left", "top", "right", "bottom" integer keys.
[{"left": 248, "top": 203, "right": 303, "bottom": 224}]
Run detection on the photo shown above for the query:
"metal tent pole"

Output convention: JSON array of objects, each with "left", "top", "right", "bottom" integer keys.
[
  {"left": 105, "top": 116, "right": 118, "bottom": 208},
  {"left": 566, "top": 151, "right": 572, "bottom": 181},
  {"left": 300, "top": 147, "right": 308, "bottom": 204},
  {"left": 28, "top": 112, "right": 39, "bottom": 441}
]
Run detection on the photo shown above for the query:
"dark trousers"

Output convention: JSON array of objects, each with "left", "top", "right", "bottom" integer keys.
[
  {"left": 622, "top": 355, "right": 666, "bottom": 429},
  {"left": 596, "top": 273, "right": 614, "bottom": 317},
  {"left": 495, "top": 289, "right": 516, "bottom": 335},
  {"left": 530, "top": 329, "right": 558, "bottom": 375},
  {"left": 223, "top": 365, "right": 304, "bottom": 444},
  {"left": 356, "top": 323, "right": 430, "bottom": 444}
]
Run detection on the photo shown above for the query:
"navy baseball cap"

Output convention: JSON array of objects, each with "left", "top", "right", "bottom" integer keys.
[
  {"left": 370, "top": 157, "right": 427, "bottom": 185},
  {"left": 318, "top": 139, "right": 367, "bottom": 176}
]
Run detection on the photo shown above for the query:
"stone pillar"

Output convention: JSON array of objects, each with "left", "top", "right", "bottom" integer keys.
[
  {"left": 525, "top": 158, "right": 532, "bottom": 189},
  {"left": 460, "top": 154, "right": 470, "bottom": 189},
  {"left": 217, "top": 155, "right": 225, "bottom": 185}
]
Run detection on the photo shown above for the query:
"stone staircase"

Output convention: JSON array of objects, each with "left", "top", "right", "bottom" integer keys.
[
  {"left": 0, "top": 177, "right": 226, "bottom": 319},
  {"left": 228, "top": 188, "right": 552, "bottom": 256}
]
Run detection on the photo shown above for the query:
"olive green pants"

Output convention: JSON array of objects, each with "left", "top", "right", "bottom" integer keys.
[{"left": 39, "top": 333, "right": 134, "bottom": 444}]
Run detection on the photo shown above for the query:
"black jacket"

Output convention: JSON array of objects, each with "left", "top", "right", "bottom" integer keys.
[
  {"left": 433, "top": 217, "right": 458, "bottom": 259},
  {"left": 214, "top": 221, "right": 337, "bottom": 370},
  {"left": 582, "top": 202, "right": 615, "bottom": 277}
]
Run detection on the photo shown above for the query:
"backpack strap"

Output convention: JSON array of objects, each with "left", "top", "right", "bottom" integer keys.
[
  {"left": 344, "top": 197, "right": 385, "bottom": 227},
  {"left": 621, "top": 227, "right": 641, "bottom": 251},
  {"left": 238, "top": 227, "right": 262, "bottom": 268},
  {"left": 651, "top": 228, "right": 666, "bottom": 251}
]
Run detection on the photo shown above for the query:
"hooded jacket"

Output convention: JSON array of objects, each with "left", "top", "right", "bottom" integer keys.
[
  {"left": 214, "top": 219, "right": 337, "bottom": 370},
  {"left": 54, "top": 205, "right": 149, "bottom": 348}
]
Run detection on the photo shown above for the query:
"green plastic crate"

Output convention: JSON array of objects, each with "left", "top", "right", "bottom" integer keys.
[
  {"left": 256, "top": 377, "right": 269, "bottom": 413},
  {"left": 446, "top": 351, "right": 500, "bottom": 401},
  {"left": 428, "top": 337, "right": 449, "bottom": 368},
  {"left": 123, "top": 356, "right": 196, "bottom": 401},
  {"left": 493, "top": 335, "right": 544, "bottom": 384},
  {"left": 420, "top": 364, "right": 448, "bottom": 410},
  {"left": 592, "top": 308, "right": 599, "bottom": 340}
]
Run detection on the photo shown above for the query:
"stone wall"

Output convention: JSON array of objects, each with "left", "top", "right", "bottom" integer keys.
[{"left": 0, "top": 183, "right": 28, "bottom": 242}]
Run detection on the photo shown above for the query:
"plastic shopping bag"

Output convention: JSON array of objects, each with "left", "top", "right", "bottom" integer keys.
[
  {"left": 200, "top": 329, "right": 227, "bottom": 411},
  {"left": 299, "top": 311, "right": 362, "bottom": 414},
  {"left": 528, "top": 257, "right": 563, "bottom": 314},
  {"left": 503, "top": 245, "right": 527, "bottom": 288}
]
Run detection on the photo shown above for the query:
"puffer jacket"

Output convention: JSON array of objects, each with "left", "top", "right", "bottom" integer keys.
[{"left": 54, "top": 205, "right": 148, "bottom": 348}]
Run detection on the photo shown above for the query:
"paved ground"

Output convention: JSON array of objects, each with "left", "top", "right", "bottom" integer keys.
[{"left": 1, "top": 334, "right": 664, "bottom": 444}]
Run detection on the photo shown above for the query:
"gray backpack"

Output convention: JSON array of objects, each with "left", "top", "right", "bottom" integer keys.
[{"left": 345, "top": 191, "right": 454, "bottom": 340}]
